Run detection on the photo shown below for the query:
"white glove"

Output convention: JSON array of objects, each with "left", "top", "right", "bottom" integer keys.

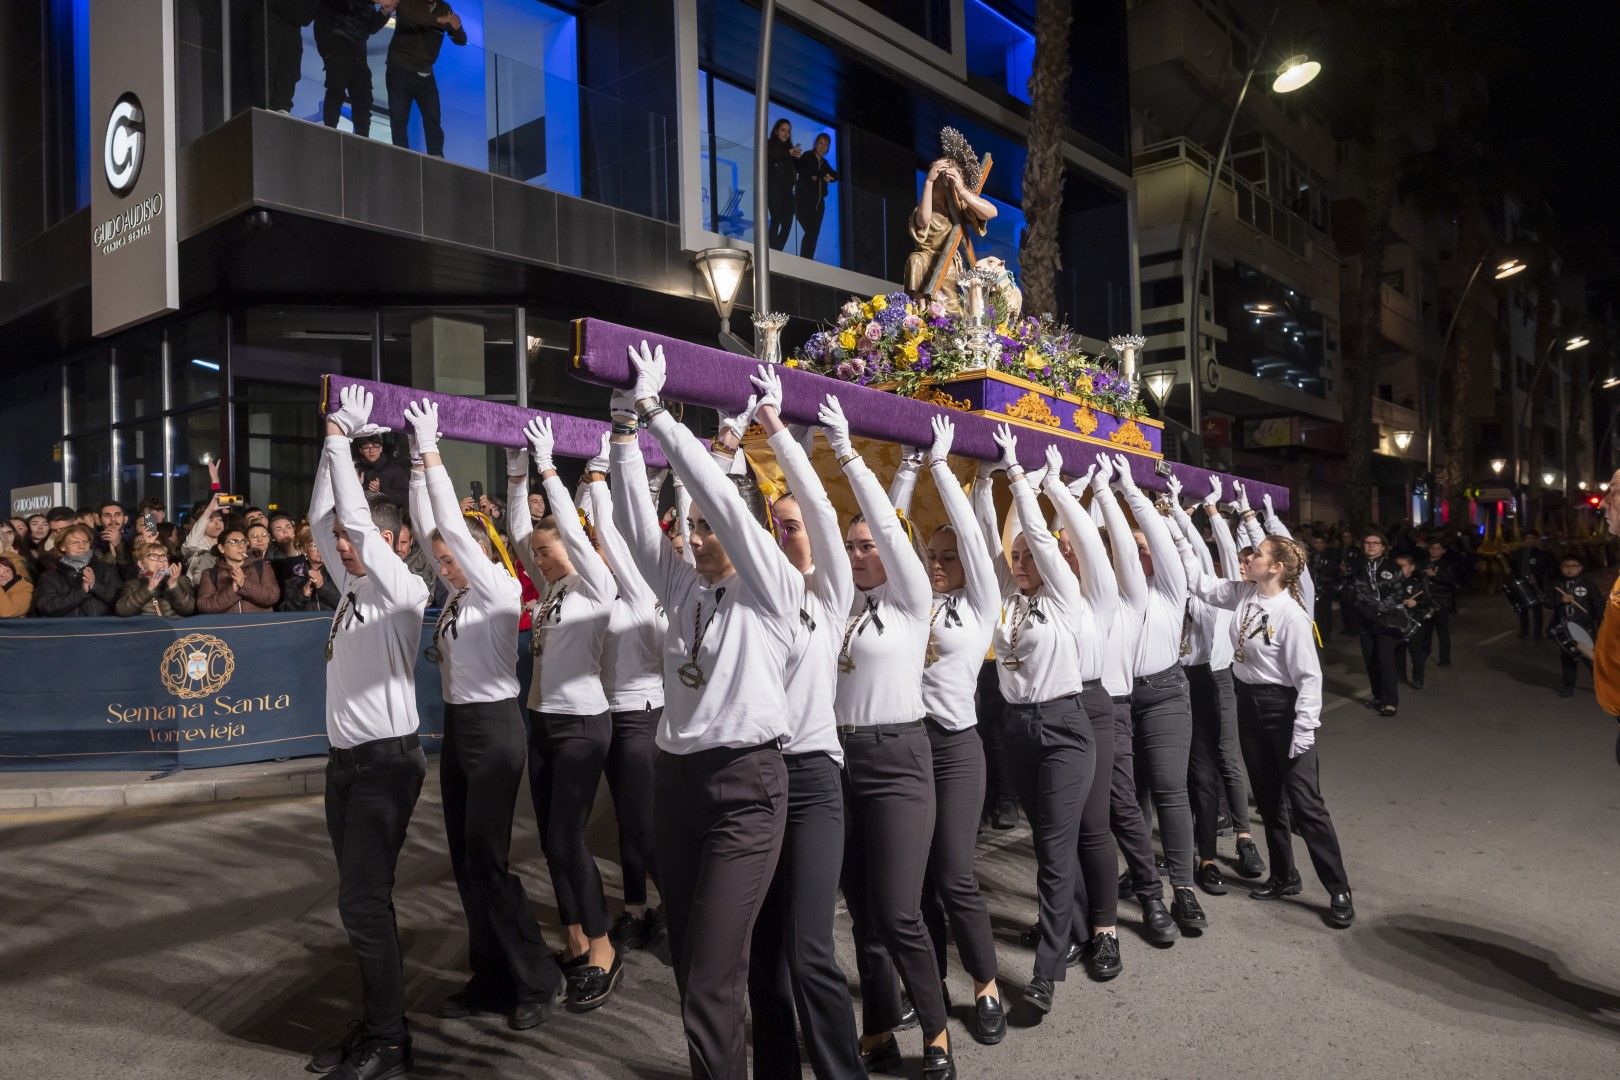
[
  {"left": 328, "top": 384, "right": 376, "bottom": 438},
  {"left": 928, "top": 415, "right": 955, "bottom": 465},
  {"left": 505, "top": 443, "right": 528, "bottom": 477},
  {"left": 1262, "top": 491, "right": 1276, "bottom": 520},
  {"left": 899, "top": 444, "right": 926, "bottom": 470},
  {"left": 1043, "top": 443, "right": 1064, "bottom": 481},
  {"left": 524, "top": 416, "right": 555, "bottom": 474},
  {"left": 718, "top": 395, "right": 760, "bottom": 442},
  {"left": 1026, "top": 465, "right": 1048, "bottom": 492},
  {"left": 750, "top": 363, "right": 783, "bottom": 415},
  {"left": 1289, "top": 729, "right": 1315, "bottom": 759},
  {"left": 1166, "top": 473, "right": 1183, "bottom": 505},
  {"left": 1205, "top": 475, "right": 1224, "bottom": 507},
  {"left": 609, "top": 388, "right": 638, "bottom": 427},
  {"left": 1092, "top": 452, "right": 1114, "bottom": 492},
  {"left": 991, "top": 424, "right": 1019, "bottom": 474},
  {"left": 818, "top": 395, "right": 854, "bottom": 459},
  {"left": 586, "top": 432, "right": 611, "bottom": 476},
  {"left": 976, "top": 460, "right": 996, "bottom": 482},
  {"left": 1070, "top": 464, "right": 1097, "bottom": 499},
  {"left": 628, "top": 340, "right": 667, "bottom": 404},
  {"left": 1112, "top": 453, "right": 1137, "bottom": 491},
  {"left": 401, "top": 398, "right": 439, "bottom": 457},
  {"left": 1234, "top": 479, "right": 1251, "bottom": 512}
]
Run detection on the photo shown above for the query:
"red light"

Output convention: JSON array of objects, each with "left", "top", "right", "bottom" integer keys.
[{"left": 1587, "top": 494, "right": 1603, "bottom": 507}]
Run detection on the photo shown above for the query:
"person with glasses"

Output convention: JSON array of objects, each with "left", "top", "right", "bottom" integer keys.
[
  {"left": 116, "top": 540, "right": 197, "bottom": 617},
  {"left": 196, "top": 527, "right": 281, "bottom": 613},
  {"left": 1348, "top": 531, "right": 1404, "bottom": 717}
]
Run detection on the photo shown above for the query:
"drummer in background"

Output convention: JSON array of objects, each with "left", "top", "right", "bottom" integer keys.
[
  {"left": 1421, "top": 540, "right": 1458, "bottom": 668},
  {"left": 1511, "top": 531, "right": 1555, "bottom": 641},
  {"left": 1391, "top": 553, "right": 1431, "bottom": 691},
  {"left": 1547, "top": 552, "right": 1602, "bottom": 699}
]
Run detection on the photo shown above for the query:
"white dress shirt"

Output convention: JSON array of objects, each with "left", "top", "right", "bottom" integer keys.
[
  {"left": 1118, "top": 483, "right": 1189, "bottom": 678},
  {"left": 1167, "top": 501, "right": 1233, "bottom": 672},
  {"left": 586, "top": 478, "right": 667, "bottom": 713},
  {"left": 1092, "top": 484, "right": 1142, "bottom": 698},
  {"left": 1043, "top": 473, "right": 1119, "bottom": 684},
  {"left": 991, "top": 470, "right": 1085, "bottom": 705},
  {"left": 310, "top": 435, "right": 429, "bottom": 749}
]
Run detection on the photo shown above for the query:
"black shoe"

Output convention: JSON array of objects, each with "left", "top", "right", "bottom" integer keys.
[
  {"left": 992, "top": 801, "right": 1018, "bottom": 830},
  {"left": 1140, "top": 897, "right": 1179, "bottom": 946},
  {"left": 972, "top": 994, "right": 1007, "bottom": 1045},
  {"left": 861, "top": 1035, "right": 904, "bottom": 1075},
  {"left": 1411, "top": 678, "right": 1424, "bottom": 690},
  {"left": 895, "top": 994, "right": 920, "bottom": 1030},
  {"left": 329, "top": 1042, "right": 409, "bottom": 1080},
  {"left": 1215, "top": 809, "right": 1234, "bottom": 835},
  {"left": 554, "top": 949, "right": 590, "bottom": 983},
  {"left": 436, "top": 983, "right": 498, "bottom": 1020},
  {"left": 609, "top": 910, "right": 646, "bottom": 949},
  {"left": 1195, "top": 862, "right": 1228, "bottom": 896},
  {"left": 1378, "top": 704, "right": 1398, "bottom": 717},
  {"left": 923, "top": 1045, "right": 958, "bottom": 1080},
  {"left": 1086, "top": 932, "right": 1122, "bottom": 981},
  {"left": 1249, "top": 872, "right": 1304, "bottom": 901},
  {"left": 1364, "top": 698, "right": 1383, "bottom": 710},
  {"left": 1024, "top": 974, "right": 1054, "bottom": 1014},
  {"left": 1327, "top": 889, "right": 1356, "bottom": 928},
  {"left": 566, "top": 952, "right": 623, "bottom": 1012},
  {"left": 1171, "top": 887, "right": 1209, "bottom": 931},
  {"left": 1018, "top": 922, "right": 1039, "bottom": 949},
  {"left": 1236, "top": 838, "right": 1266, "bottom": 879},
  {"left": 307, "top": 1022, "right": 362, "bottom": 1074},
  {"left": 508, "top": 992, "right": 557, "bottom": 1031},
  {"left": 1063, "top": 939, "right": 1084, "bottom": 967},
  {"left": 639, "top": 907, "right": 666, "bottom": 948},
  {"left": 1154, "top": 852, "right": 1168, "bottom": 870}
]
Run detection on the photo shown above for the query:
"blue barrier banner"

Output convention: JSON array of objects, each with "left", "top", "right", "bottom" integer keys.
[{"left": 0, "top": 613, "right": 533, "bottom": 772}]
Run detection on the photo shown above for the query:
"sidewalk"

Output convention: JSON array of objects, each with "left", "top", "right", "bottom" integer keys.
[{"left": 0, "top": 756, "right": 327, "bottom": 812}]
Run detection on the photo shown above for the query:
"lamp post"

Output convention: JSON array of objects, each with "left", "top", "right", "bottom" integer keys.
[
  {"left": 1425, "top": 255, "right": 1527, "bottom": 484},
  {"left": 694, "top": 245, "right": 753, "bottom": 353},
  {"left": 1392, "top": 430, "right": 1413, "bottom": 452},
  {"left": 1142, "top": 367, "right": 1179, "bottom": 458},
  {"left": 1183, "top": 5, "right": 1320, "bottom": 454},
  {"left": 750, "top": 0, "right": 778, "bottom": 318},
  {"left": 1489, "top": 457, "right": 1506, "bottom": 476},
  {"left": 1510, "top": 333, "right": 1588, "bottom": 518}
]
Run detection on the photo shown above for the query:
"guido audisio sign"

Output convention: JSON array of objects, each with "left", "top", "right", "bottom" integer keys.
[{"left": 89, "top": 0, "right": 179, "bottom": 337}]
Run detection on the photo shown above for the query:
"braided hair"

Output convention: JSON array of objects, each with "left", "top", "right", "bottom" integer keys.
[{"left": 1265, "top": 536, "right": 1310, "bottom": 613}]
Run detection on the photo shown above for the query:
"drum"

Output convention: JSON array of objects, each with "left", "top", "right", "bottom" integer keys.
[
  {"left": 1394, "top": 609, "right": 1425, "bottom": 641},
  {"left": 1551, "top": 622, "right": 1595, "bottom": 659},
  {"left": 1505, "top": 577, "right": 1542, "bottom": 614}
]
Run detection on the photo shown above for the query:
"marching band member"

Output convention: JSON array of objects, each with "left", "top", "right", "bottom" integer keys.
[
  {"left": 1547, "top": 551, "right": 1601, "bottom": 698},
  {"left": 1168, "top": 527, "right": 1354, "bottom": 929},
  {"left": 1349, "top": 530, "right": 1404, "bottom": 717},
  {"left": 610, "top": 342, "right": 798, "bottom": 1080},
  {"left": 305, "top": 386, "right": 430, "bottom": 1080},
  {"left": 821, "top": 394, "right": 955, "bottom": 1079},
  {"left": 508, "top": 417, "right": 621, "bottom": 1011},
  {"left": 889, "top": 415, "right": 1006, "bottom": 1043},
  {"left": 400, "top": 399, "right": 562, "bottom": 1031},
  {"left": 734, "top": 364, "right": 866, "bottom": 1080},
  {"left": 984, "top": 424, "right": 1096, "bottom": 1017}
]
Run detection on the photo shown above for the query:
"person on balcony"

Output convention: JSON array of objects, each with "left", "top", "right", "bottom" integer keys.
[
  {"left": 384, "top": 0, "right": 467, "bottom": 158},
  {"left": 794, "top": 133, "right": 837, "bottom": 260},
  {"left": 315, "top": 0, "right": 391, "bottom": 135}
]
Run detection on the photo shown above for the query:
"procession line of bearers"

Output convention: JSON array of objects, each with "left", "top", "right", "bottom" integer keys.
[{"left": 305, "top": 348, "right": 1353, "bottom": 1080}]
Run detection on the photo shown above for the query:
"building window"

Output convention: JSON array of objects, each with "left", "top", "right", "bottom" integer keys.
[
  {"left": 853, "top": 0, "right": 952, "bottom": 49},
  {"left": 964, "top": 1, "right": 1034, "bottom": 105},
  {"left": 44, "top": 0, "right": 91, "bottom": 224}
]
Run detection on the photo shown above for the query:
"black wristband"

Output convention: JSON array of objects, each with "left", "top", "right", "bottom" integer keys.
[{"left": 611, "top": 421, "right": 637, "bottom": 437}]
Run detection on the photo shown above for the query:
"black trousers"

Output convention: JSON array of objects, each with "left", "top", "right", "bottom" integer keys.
[
  {"left": 1109, "top": 695, "right": 1160, "bottom": 900},
  {"left": 324, "top": 740, "right": 427, "bottom": 1043},
  {"left": 1186, "top": 663, "right": 1228, "bottom": 861},
  {"left": 796, "top": 202, "right": 826, "bottom": 259},
  {"left": 605, "top": 705, "right": 661, "bottom": 906},
  {"left": 1314, "top": 594, "right": 1334, "bottom": 641},
  {"left": 1235, "top": 680, "right": 1350, "bottom": 892},
  {"left": 528, "top": 710, "right": 612, "bottom": 938},
  {"left": 767, "top": 187, "right": 795, "bottom": 249},
  {"left": 1212, "top": 665, "right": 1250, "bottom": 834},
  {"left": 1004, "top": 694, "right": 1095, "bottom": 982},
  {"left": 1396, "top": 629, "right": 1430, "bottom": 684},
  {"left": 1068, "top": 683, "right": 1118, "bottom": 938},
  {"left": 1431, "top": 610, "right": 1452, "bottom": 664},
  {"left": 918, "top": 720, "right": 997, "bottom": 984},
  {"left": 1130, "top": 664, "right": 1195, "bottom": 888},
  {"left": 323, "top": 48, "right": 374, "bottom": 134},
  {"left": 840, "top": 724, "right": 948, "bottom": 1039},
  {"left": 1359, "top": 629, "right": 1402, "bottom": 706},
  {"left": 1560, "top": 650, "right": 1584, "bottom": 693},
  {"left": 748, "top": 752, "right": 864, "bottom": 1080},
  {"left": 977, "top": 659, "right": 1016, "bottom": 815},
  {"left": 657, "top": 743, "right": 787, "bottom": 1080},
  {"left": 387, "top": 65, "right": 445, "bottom": 156},
  {"left": 443, "top": 701, "right": 560, "bottom": 1008},
  {"left": 1519, "top": 604, "right": 1546, "bottom": 639}
]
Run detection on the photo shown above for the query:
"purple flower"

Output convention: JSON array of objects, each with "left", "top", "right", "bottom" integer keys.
[
  {"left": 835, "top": 361, "right": 853, "bottom": 379},
  {"left": 927, "top": 300, "right": 947, "bottom": 320},
  {"left": 865, "top": 321, "right": 883, "bottom": 342},
  {"left": 902, "top": 314, "right": 923, "bottom": 333}
]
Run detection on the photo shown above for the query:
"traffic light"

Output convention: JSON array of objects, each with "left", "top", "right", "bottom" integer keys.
[{"left": 1587, "top": 494, "right": 1603, "bottom": 508}]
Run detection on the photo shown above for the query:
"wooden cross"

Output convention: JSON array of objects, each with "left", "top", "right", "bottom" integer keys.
[{"left": 922, "top": 152, "right": 994, "bottom": 296}]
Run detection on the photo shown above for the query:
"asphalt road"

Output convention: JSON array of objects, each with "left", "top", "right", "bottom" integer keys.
[{"left": 2, "top": 601, "right": 1617, "bottom": 1079}]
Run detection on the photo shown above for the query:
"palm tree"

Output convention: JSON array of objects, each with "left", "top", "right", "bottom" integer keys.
[{"left": 1019, "top": 0, "right": 1072, "bottom": 319}]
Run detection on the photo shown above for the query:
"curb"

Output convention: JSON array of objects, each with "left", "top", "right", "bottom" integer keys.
[{"left": 0, "top": 761, "right": 327, "bottom": 812}]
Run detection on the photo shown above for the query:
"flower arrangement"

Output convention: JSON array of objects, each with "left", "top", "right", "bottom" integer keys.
[{"left": 796, "top": 295, "right": 1145, "bottom": 419}]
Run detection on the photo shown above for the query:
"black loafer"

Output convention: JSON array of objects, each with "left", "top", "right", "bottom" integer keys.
[
  {"left": 1063, "top": 939, "right": 1084, "bottom": 967},
  {"left": 329, "top": 1042, "right": 409, "bottom": 1080},
  {"left": 992, "top": 801, "right": 1019, "bottom": 830},
  {"left": 554, "top": 949, "right": 590, "bottom": 983},
  {"left": 609, "top": 910, "right": 646, "bottom": 949},
  {"left": 1117, "top": 870, "right": 1136, "bottom": 900},
  {"left": 1140, "top": 897, "right": 1179, "bottom": 946},
  {"left": 1196, "top": 862, "right": 1228, "bottom": 896},
  {"left": 307, "top": 1022, "right": 362, "bottom": 1074},
  {"left": 508, "top": 992, "right": 557, "bottom": 1030},
  {"left": 1171, "top": 887, "right": 1209, "bottom": 930},
  {"left": 895, "top": 994, "right": 920, "bottom": 1030},
  {"left": 923, "top": 1045, "right": 957, "bottom": 1080},
  {"left": 1327, "top": 889, "right": 1356, "bottom": 928},
  {"left": 1024, "top": 974, "right": 1054, "bottom": 1014},
  {"left": 1086, "top": 932, "right": 1122, "bottom": 981},
  {"left": 566, "top": 952, "right": 623, "bottom": 1011},
  {"left": 640, "top": 907, "right": 667, "bottom": 948},
  {"left": 972, "top": 994, "right": 1006, "bottom": 1045},
  {"left": 1235, "top": 838, "right": 1266, "bottom": 879},
  {"left": 861, "top": 1035, "right": 904, "bottom": 1075},
  {"left": 1249, "top": 872, "right": 1303, "bottom": 901},
  {"left": 1018, "top": 922, "right": 1039, "bottom": 948}
]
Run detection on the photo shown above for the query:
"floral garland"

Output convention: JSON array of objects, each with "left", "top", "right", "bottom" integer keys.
[{"left": 796, "top": 292, "right": 1144, "bottom": 419}]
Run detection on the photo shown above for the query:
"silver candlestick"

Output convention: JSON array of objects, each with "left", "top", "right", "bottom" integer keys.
[
  {"left": 959, "top": 267, "right": 1002, "bottom": 372},
  {"left": 1109, "top": 334, "right": 1145, "bottom": 395},
  {"left": 752, "top": 311, "right": 788, "bottom": 365}
]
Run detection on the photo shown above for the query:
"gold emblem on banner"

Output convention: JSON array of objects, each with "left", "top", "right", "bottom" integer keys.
[
  {"left": 1109, "top": 419, "right": 1154, "bottom": 452},
  {"left": 1004, "top": 391, "right": 1060, "bottom": 428},
  {"left": 159, "top": 633, "right": 237, "bottom": 699},
  {"left": 1072, "top": 405, "right": 1099, "bottom": 436}
]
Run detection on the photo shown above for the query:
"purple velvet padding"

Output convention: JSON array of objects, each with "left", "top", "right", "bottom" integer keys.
[
  {"left": 569, "top": 318, "right": 1291, "bottom": 511},
  {"left": 322, "top": 374, "right": 670, "bottom": 468}
]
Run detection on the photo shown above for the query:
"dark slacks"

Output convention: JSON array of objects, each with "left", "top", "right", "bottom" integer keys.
[
  {"left": 387, "top": 65, "right": 445, "bottom": 156},
  {"left": 1560, "top": 649, "right": 1590, "bottom": 693},
  {"left": 1314, "top": 594, "right": 1334, "bottom": 641},
  {"left": 767, "top": 186, "right": 795, "bottom": 250},
  {"left": 323, "top": 49, "right": 374, "bottom": 134},
  {"left": 1519, "top": 604, "right": 1546, "bottom": 639},
  {"left": 918, "top": 720, "right": 998, "bottom": 984},
  {"left": 1004, "top": 694, "right": 1095, "bottom": 982},
  {"left": 1359, "top": 629, "right": 1402, "bottom": 706},
  {"left": 262, "top": 17, "right": 303, "bottom": 111},
  {"left": 528, "top": 709, "right": 612, "bottom": 938},
  {"left": 1069, "top": 684, "right": 1118, "bottom": 938},
  {"left": 1431, "top": 610, "right": 1452, "bottom": 664},
  {"left": 443, "top": 701, "right": 559, "bottom": 1007},
  {"left": 796, "top": 202, "right": 826, "bottom": 259},
  {"left": 324, "top": 741, "right": 427, "bottom": 1043},
  {"left": 1130, "top": 664, "right": 1195, "bottom": 888},
  {"left": 1109, "top": 696, "right": 1160, "bottom": 900},
  {"left": 748, "top": 752, "right": 864, "bottom": 1080},
  {"left": 1186, "top": 663, "right": 1231, "bottom": 860},
  {"left": 1211, "top": 665, "right": 1251, "bottom": 834},
  {"left": 657, "top": 743, "right": 788, "bottom": 1080},
  {"left": 1235, "top": 681, "right": 1349, "bottom": 892},
  {"left": 840, "top": 724, "right": 947, "bottom": 1038},
  {"left": 605, "top": 704, "right": 661, "bottom": 906},
  {"left": 1396, "top": 628, "right": 1430, "bottom": 684},
  {"left": 977, "top": 659, "right": 1016, "bottom": 817}
]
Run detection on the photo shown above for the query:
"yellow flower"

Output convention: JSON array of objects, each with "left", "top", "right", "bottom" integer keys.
[
  {"left": 838, "top": 330, "right": 857, "bottom": 350},
  {"left": 860, "top": 304, "right": 874, "bottom": 320},
  {"left": 902, "top": 340, "right": 921, "bottom": 361},
  {"left": 995, "top": 323, "right": 1011, "bottom": 337},
  {"left": 784, "top": 359, "right": 800, "bottom": 368},
  {"left": 870, "top": 294, "right": 888, "bottom": 312},
  {"left": 1023, "top": 348, "right": 1044, "bottom": 371}
]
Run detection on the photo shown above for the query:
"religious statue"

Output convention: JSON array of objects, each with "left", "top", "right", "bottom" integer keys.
[{"left": 904, "top": 128, "right": 1022, "bottom": 322}]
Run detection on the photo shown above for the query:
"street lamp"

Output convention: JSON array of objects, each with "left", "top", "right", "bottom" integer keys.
[
  {"left": 1184, "top": 5, "right": 1321, "bottom": 453},
  {"left": 1510, "top": 333, "right": 1587, "bottom": 517},
  {"left": 694, "top": 245, "right": 752, "bottom": 352},
  {"left": 1542, "top": 470, "right": 1557, "bottom": 487},
  {"left": 1489, "top": 458, "right": 1506, "bottom": 476},
  {"left": 1392, "top": 430, "right": 1414, "bottom": 452},
  {"left": 1142, "top": 368, "right": 1177, "bottom": 411}
]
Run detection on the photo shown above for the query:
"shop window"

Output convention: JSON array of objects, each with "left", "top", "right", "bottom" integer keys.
[
  {"left": 171, "top": 314, "right": 224, "bottom": 405},
  {"left": 67, "top": 352, "right": 111, "bottom": 435},
  {"left": 117, "top": 333, "right": 165, "bottom": 421},
  {"left": 172, "top": 407, "right": 224, "bottom": 514},
  {"left": 116, "top": 420, "right": 165, "bottom": 511}
]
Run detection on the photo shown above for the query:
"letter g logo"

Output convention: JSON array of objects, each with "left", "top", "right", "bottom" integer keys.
[{"left": 104, "top": 92, "right": 145, "bottom": 197}]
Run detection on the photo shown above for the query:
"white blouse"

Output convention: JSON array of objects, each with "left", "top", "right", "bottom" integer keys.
[
  {"left": 587, "top": 478, "right": 666, "bottom": 713},
  {"left": 990, "top": 470, "right": 1085, "bottom": 705}
]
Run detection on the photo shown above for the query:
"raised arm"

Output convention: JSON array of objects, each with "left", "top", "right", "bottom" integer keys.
[
  {"left": 324, "top": 386, "right": 417, "bottom": 604},
  {"left": 1168, "top": 526, "right": 1249, "bottom": 611},
  {"left": 1166, "top": 476, "right": 1216, "bottom": 582},
  {"left": 971, "top": 464, "right": 1015, "bottom": 597},
  {"left": 583, "top": 434, "right": 655, "bottom": 611},
  {"left": 888, "top": 447, "right": 923, "bottom": 516},
  {"left": 994, "top": 424, "right": 1081, "bottom": 609},
  {"left": 1114, "top": 454, "right": 1186, "bottom": 604},
  {"left": 403, "top": 441, "right": 448, "bottom": 588},
  {"left": 930, "top": 416, "right": 999, "bottom": 619},
  {"left": 1091, "top": 453, "right": 1148, "bottom": 612},
  {"left": 1261, "top": 492, "right": 1315, "bottom": 613},
  {"left": 610, "top": 425, "right": 688, "bottom": 606},
  {"left": 505, "top": 443, "right": 541, "bottom": 586},
  {"left": 402, "top": 399, "right": 505, "bottom": 596},
  {"left": 1042, "top": 447, "right": 1116, "bottom": 626},
  {"left": 307, "top": 433, "right": 349, "bottom": 594},
  {"left": 1202, "top": 478, "right": 1243, "bottom": 581},
  {"left": 526, "top": 416, "right": 615, "bottom": 604}
]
